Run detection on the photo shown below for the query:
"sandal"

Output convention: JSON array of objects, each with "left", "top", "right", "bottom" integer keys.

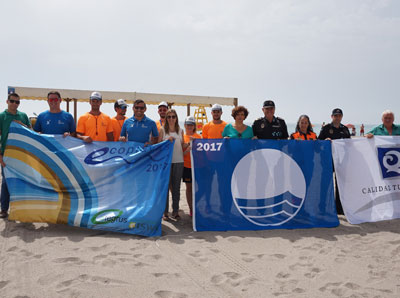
[
  {"left": 172, "top": 212, "right": 181, "bottom": 220},
  {"left": 162, "top": 213, "right": 170, "bottom": 220}
]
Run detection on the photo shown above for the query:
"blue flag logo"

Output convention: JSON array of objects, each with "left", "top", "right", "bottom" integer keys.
[
  {"left": 231, "top": 149, "right": 306, "bottom": 226},
  {"left": 377, "top": 147, "right": 400, "bottom": 179}
]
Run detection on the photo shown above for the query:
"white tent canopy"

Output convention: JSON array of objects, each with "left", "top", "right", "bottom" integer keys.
[{"left": 8, "top": 86, "right": 237, "bottom": 107}]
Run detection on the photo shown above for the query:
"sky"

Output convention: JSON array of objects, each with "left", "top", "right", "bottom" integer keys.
[{"left": 1, "top": 0, "right": 399, "bottom": 125}]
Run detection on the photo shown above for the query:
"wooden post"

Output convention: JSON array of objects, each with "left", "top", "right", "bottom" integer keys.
[
  {"left": 187, "top": 103, "right": 190, "bottom": 116},
  {"left": 73, "top": 98, "right": 78, "bottom": 124},
  {"left": 234, "top": 98, "right": 238, "bottom": 107},
  {"left": 65, "top": 98, "right": 70, "bottom": 113}
]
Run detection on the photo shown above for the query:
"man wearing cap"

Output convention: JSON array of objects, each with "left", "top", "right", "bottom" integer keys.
[
  {"left": 252, "top": 100, "right": 289, "bottom": 139},
  {"left": 0, "top": 93, "right": 31, "bottom": 218},
  {"left": 111, "top": 99, "right": 128, "bottom": 141},
  {"left": 156, "top": 101, "right": 168, "bottom": 133},
  {"left": 76, "top": 91, "right": 114, "bottom": 143},
  {"left": 202, "top": 104, "right": 227, "bottom": 139},
  {"left": 34, "top": 91, "right": 76, "bottom": 137},
  {"left": 318, "top": 108, "right": 350, "bottom": 215},
  {"left": 318, "top": 108, "right": 351, "bottom": 140},
  {"left": 119, "top": 99, "right": 158, "bottom": 145}
]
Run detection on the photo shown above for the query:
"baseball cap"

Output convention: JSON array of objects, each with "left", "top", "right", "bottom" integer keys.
[
  {"left": 158, "top": 101, "right": 168, "bottom": 108},
  {"left": 211, "top": 104, "right": 222, "bottom": 111},
  {"left": 90, "top": 91, "right": 102, "bottom": 101},
  {"left": 263, "top": 100, "right": 275, "bottom": 108},
  {"left": 184, "top": 116, "right": 196, "bottom": 125},
  {"left": 332, "top": 108, "right": 343, "bottom": 116},
  {"left": 114, "top": 99, "right": 128, "bottom": 109}
]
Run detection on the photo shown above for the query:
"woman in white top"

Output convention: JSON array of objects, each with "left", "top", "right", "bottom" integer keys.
[{"left": 158, "top": 109, "right": 187, "bottom": 220}]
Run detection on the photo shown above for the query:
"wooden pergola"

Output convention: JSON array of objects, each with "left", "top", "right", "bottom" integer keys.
[{"left": 8, "top": 86, "right": 238, "bottom": 122}]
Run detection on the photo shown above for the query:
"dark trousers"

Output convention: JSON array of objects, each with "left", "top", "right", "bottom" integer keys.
[
  {"left": 1, "top": 166, "right": 10, "bottom": 212},
  {"left": 334, "top": 172, "right": 344, "bottom": 215}
]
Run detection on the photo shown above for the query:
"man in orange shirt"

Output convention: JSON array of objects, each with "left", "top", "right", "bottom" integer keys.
[
  {"left": 202, "top": 104, "right": 227, "bottom": 139},
  {"left": 111, "top": 99, "right": 128, "bottom": 141},
  {"left": 156, "top": 101, "right": 168, "bottom": 133},
  {"left": 76, "top": 91, "right": 114, "bottom": 143}
]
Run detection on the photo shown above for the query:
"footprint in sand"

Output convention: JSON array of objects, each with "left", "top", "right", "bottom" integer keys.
[
  {"left": 226, "top": 236, "right": 241, "bottom": 243},
  {"left": 210, "top": 271, "right": 257, "bottom": 291},
  {"left": 53, "top": 257, "right": 86, "bottom": 265},
  {"left": 154, "top": 290, "right": 188, "bottom": 298},
  {"left": 152, "top": 273, "right": 181, "bottom": 278},
  {"left": 188, "top": 250, "right": 208, "bottom": 263},
  {"left": 304, "top": 267, "right": 322, "bottom": 279},
  {"left": 0, "top": 280, "right": 9, "bottom": 289},
  {"left": 240, "top": 253, "right": 265, "bottom": 263},
  {"left": 276, "top": 272, "right": 290, "bottom": 279},
  {"left": 56, "top": 273, "right": 128, "bottom": 291}
]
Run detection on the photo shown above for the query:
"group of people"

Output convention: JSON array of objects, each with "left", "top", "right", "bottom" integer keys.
[{"left": 1, "top": 91, "right": 399, "bottom": 219}]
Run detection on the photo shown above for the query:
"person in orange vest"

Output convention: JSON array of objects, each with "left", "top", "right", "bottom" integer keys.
[
  {"left": 202, "top": 104, "right": 227, "bottom": 139},
  {"left": 182, "top": 116, "right": 202, "bottom": 216},
  {"left": 156, "top": 101, "right": 168, "bottom": 133},
  {"left": 76, "top": 92, "right": 114, "bottom": 143},
  {"left": 111, "top": 99, "right": 128, "bottom": 141},
  {"left": 290, "top": 115, "right": 317, "bottom": 140}
]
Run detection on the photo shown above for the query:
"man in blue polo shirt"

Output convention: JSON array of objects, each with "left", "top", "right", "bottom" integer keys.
[
  {"left": 119, "top": 99, "right": 158, "bottom": 145},
  {"left": 34, "top": 91, "right": 76, "bottom": 136}
]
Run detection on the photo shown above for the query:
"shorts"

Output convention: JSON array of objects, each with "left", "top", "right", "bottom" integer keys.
[{"left": 182, "top": 167, "right": 192, "bottom": 183}]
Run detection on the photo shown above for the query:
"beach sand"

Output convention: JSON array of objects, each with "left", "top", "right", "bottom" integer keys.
[{"left": 1, "top": 183, "right": 400, "bottom": 298}]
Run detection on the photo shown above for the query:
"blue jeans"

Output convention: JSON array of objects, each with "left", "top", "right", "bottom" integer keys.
[
  {"left": 1, "top": 166, "right": 10, "bottom": 212},
  {"left": 165, "top": 162, "right": 184, "bottom": 213}
]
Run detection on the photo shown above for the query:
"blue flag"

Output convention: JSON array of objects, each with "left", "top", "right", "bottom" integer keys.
[
  {"left": 192, "top": 139, "right": 339, "bottom": 231},
  {"left": 4, "top": 122, "right": 173, "bottom": 237}
]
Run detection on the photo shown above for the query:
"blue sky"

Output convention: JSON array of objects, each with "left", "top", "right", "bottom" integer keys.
[{"left": 1, "top": 0, "right": 399, "bottom": 125}]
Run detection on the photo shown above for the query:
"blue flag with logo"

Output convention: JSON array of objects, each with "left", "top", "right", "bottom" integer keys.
[
  {"left": 192, "top": 139, "right": 339, "bottom": 231},
  {"left": 4, "top": 122, "right": 172, "bottom": 237}
]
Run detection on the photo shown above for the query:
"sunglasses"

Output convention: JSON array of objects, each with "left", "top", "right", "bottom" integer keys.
[
  {"left": 167, "top": 115, "right": 176, "bottom": 119},
  {"left": 48, "top": 98, "right": 60, "bottom": 102},
  {"left": 134, "top": 106, "right": 145, "bottom": 110},
  {"left": 9, "top": 99, "right": 20, "bottom": 104}
]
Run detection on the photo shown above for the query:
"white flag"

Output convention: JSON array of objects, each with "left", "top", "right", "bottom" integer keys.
[{"left": 332, "top": 136, "right": 400, "bottom": 224}]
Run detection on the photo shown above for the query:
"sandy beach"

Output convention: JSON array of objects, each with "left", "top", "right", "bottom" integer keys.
[{"left": 1, "top": 182, "right": 400, "bottom": 298}]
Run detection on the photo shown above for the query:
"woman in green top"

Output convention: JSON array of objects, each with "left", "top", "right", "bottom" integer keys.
[
  {"left": 222, "top": 106, "right": 254, "bottom": 139},
  {"left": 366, "top": 110, "right": 400, "bottom": 138}
]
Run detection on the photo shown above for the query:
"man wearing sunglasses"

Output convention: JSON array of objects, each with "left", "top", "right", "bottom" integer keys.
[
  {"left": 119, "top": 99, "right": 158, "bottom": 145},
  {"left": 0, "top": 93, "right": 31, "bottom": 218},
  {"left": 111, "top": 99, "right": 128, "bottom": 141},
  {"left": 76, "top": 91, "right": 114, "bottom": 143},
  {"left": 33, "top": 91, "right": 76, "bottom": 137}
]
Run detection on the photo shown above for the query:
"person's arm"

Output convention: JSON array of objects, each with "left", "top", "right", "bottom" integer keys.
[
  {"left": 33, "top": 115, "right": 41, "bottom": 132},
  {"left": 106, "top": 132, "right": 114, "bottom": 141},
  {"left": 318, "top": 127, "right": 326, "bottom": 140},
  {"left": 0, "top": 154, "right": 4, "bottom": 167},
  {"left": 222, "top": 125, "right": 229, "bottom": 138},
  {"left": 157, "top": 127, "right": 164, "bottom": 143},
  {"left": 181, "top": 130, "right": 189, "bottom": 151},
  {"left": 281, "top": 120, "right": 289, "bottom": 139},
  {"left": 150, "top": 122, "right": 159, "bottom": 144},
  {"left": 252, "top": 121, "right": 258, "bottom": 138},
  {"left": 202, "top": 124, "right": 208, "bottom": 139},
  {"left": 365, "top": 126, "right": 376, "bottom": 138},
  {"left": 65, "top": 114, "right": 77, "bottom": 137},
  {"left": 0, "top": 129, "right": 4, "bottom": 167},
  {"left": 106, "top": 118, "right": 114, "bottom": 141},
  {"left": 76, "top": 116, "right": 92, "bottom": 143}
]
